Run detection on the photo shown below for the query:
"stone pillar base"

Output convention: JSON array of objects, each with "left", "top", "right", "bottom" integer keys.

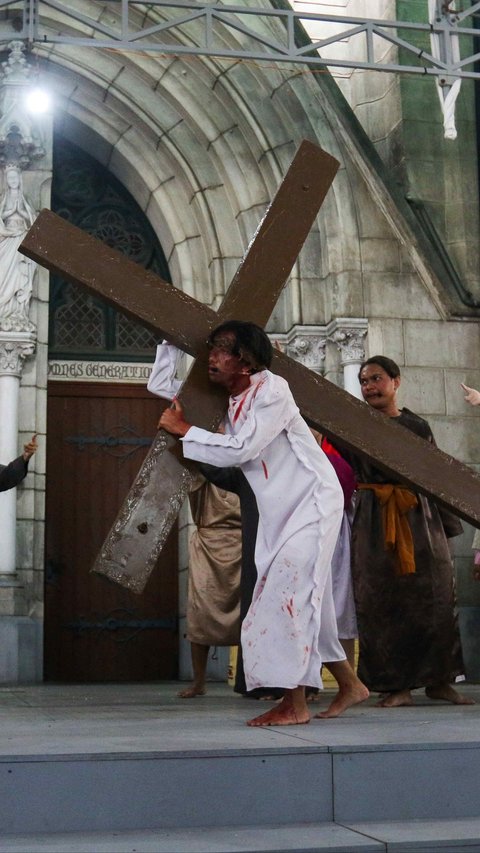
[
  {"left": 0, "top": 616, "right": 42, "bottom": 683},
  {"left": 0, "top": 575, "right": 27, "bottom": 616}
]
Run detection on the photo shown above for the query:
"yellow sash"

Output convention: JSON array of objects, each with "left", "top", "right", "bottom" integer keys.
[{"left": 357, "top": 484, "right": 418, "bottom": 575}]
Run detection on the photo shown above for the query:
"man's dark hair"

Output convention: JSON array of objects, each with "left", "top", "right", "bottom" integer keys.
[
  {"left": 358, "top": 355, "right": 401, "bottom": 381},
  {"left": 209, "top": 321, "right": 273, "bottom": 372}
]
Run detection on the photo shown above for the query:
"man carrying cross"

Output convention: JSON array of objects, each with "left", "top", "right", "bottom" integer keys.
[
  {"left": 19, "top": 141, "right": 480, "bottom": 710},
  {"left": 159, "top": 319, "right": 369, "bottom": 726}
]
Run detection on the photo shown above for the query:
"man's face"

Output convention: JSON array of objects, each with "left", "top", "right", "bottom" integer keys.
[
  {"left": 207, "top": 332, "right": 249, "bottom": 389},
  {"left": 359, "top": 363, "right": 399, "bottom": 411}
]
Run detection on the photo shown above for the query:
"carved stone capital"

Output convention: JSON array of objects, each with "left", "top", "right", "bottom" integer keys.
[
  {"left": 271, "top": 327, "right": 327, "bottom": 374},
  {"left": 328, "top": 319, "right": 368, "bottom": 365},
  {"left": 287, "top": 334, "right": 326, "bottom": 373},
  {"left": 0, "top": 333, "right": 35, "bottom": 376}
]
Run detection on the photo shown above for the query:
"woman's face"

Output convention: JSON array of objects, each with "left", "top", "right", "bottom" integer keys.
[
  {"left": 359, "top": 363, "right": 400, "bottom": 412},
  {"left": 6, "top": 168, "right": 19, "bottom": 189}
]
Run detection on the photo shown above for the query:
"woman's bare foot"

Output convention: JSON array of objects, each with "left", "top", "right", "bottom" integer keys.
[
  {"left": 177, "top": 686, "right": 206, "bottom": 698},
  {"left": 315, "top": 682, "right": 369, "bottom": 718},
  {"left": 425, "top": 684, "right": 475, "bottom": 705},
  {"left": 375, "top": 689, "right": 414, "bottom": 708},
  {"left": 247, "top": 688, "right": 310, "bottom": 726}
]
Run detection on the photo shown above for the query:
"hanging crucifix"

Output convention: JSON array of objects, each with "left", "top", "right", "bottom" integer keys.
[{"left": 20, "top": 140, "right": 480, "bottom": 594}]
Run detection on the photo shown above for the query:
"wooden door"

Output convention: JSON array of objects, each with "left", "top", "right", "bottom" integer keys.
[{"left": 44, "top": 382, "right": 178, "bottom": 682}]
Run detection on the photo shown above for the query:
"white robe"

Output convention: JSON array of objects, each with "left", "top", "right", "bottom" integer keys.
[
  {"left": 181, "top": 369, "right": 345, "bottom": 691},
  {"left": 331, "top": 505, "right": 358, "bottom": 640},
  {"left": 147, "top": 342, "right": 182, "bottom": 399}
]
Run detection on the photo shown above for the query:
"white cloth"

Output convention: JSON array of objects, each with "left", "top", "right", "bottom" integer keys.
[
  {"left": 181, "top": 369, "right": 345, "bottom": 691},
  {"left": 147, "top": 342, "right": 182, "bottom": 399},
  {"left": 331, "top": 504, "right": 357, "bottom": 640},
  {"left": 472, "top": 528, "right": 480, "bottom": 551},
  {"left": 428, "top": 0, "right": 461, "bottom": 140}
]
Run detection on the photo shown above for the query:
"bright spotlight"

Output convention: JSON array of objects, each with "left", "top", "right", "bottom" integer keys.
[{"left": 25, "top": 88, "right": 51, "bottom": 114}]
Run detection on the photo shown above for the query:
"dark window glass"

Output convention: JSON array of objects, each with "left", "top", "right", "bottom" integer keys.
[{"left": 50, "top": 138, "right": 171, "bottom": 360}]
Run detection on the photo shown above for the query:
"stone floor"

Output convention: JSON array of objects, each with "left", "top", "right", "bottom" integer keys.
[{"left": 0, "top": 679, "right": 479, "bottom": 756}]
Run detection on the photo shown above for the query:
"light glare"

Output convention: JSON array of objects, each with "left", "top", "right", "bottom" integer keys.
[{"left": 25, "top": 88, "right": 51, "bottom": 114}]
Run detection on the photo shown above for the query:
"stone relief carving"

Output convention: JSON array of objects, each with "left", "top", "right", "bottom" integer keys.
[
  {"left": 0, "top": 164, "right": 36, "bottom": 332},
  {"left": 0, "top": 336, "right": 35, "bottom": 376},
  {"left": 0, "top": 41, "right": 46, "bottom": 168}
]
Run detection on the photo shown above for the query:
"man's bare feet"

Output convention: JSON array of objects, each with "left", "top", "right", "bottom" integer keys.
[
  {"left": 315, "top": 682, "right": 369, "bottom": 718},
  {"left": 375, "top": 689, "right": 414, "bottom": 708},
  {"left": 425, "top": 684, "right": 475, "bottom": 705},
  {"left": 177, "top": 686, "right": 206, "bottom": 698},
  {"left": 247, "top": 695, "right": 310, "bottom": 727}
]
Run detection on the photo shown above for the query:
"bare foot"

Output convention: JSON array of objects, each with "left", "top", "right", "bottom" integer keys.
[
  {"left": 247, "top": 696, "right": 310, "bottom": 727},
  {"left": 177, "top": 686, "right": 206, "bottom": 698},
  {"left": 315, "top": 683, "right": 370, "bottom": 719},
  {"left": 375, "top": 689, "right": 414, "bottom": 708},
  {"left": 425, "top": 684, "right": 475, "bottom": 705}
]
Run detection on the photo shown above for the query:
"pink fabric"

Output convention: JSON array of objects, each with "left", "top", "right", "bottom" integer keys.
[{"left": 323, "top": 450, "right": 356, "bottom": 509}]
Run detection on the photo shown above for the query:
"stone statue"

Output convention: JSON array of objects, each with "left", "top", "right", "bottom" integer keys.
[{"left": 0, "top": 164, "right": 36, "bottom": 331}]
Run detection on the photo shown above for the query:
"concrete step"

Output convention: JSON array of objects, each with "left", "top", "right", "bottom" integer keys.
[
  {"left": 2, "top": 684, "right": 480, "bottom": 844},
  {"left": 1, "top": 818, "right": 480, "bottom": 852},
  {"left": 2, "top": 739, "right": 480, "bottom": 835}
]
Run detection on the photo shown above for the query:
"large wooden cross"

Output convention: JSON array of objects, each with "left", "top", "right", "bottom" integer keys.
[{"left": 21, "top": 141, "right": 480, "bottom": 594}]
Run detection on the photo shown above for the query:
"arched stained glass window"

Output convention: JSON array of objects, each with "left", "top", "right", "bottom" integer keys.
[{"left": 49, "top": 138, "right": 171, "bottom": 360}]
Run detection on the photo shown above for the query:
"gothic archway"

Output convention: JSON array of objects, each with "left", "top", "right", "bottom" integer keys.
[{"left": 45, "top": 139, "right": 179, "bottom": 682}]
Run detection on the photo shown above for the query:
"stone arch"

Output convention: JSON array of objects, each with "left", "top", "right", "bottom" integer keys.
[{"left": 25, "top": 0, "right": 367, "bottom": 328}]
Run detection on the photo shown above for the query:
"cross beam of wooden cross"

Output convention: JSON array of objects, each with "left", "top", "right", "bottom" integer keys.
[{"left": 21, "top": 142, "right": 480, "bottom": 594}]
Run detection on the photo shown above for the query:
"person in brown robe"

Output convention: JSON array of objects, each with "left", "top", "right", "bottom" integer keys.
[
  {"left": 178, "top": 470, "right": 243, "bottom": 698},
  {"left": 337, "top": 356, "right": 473, "bottom": 708}
]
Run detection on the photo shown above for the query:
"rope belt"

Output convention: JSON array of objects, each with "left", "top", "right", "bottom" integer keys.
[{"left": 357, "top": 484, "right": 418, "bottom": 575}]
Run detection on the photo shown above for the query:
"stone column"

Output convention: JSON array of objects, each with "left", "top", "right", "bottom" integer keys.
[
  {"left": 0, "top": 40, "right": 48, "bottom": 682},
  {"left": 0, "top": 335, "right": 35, "bottom": 575},
  {"left": 328, "top": 318, "right": 368, "bottom": 399},
  {"left": 0, "top": 39, "right": 43, "bottom": 581}
]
